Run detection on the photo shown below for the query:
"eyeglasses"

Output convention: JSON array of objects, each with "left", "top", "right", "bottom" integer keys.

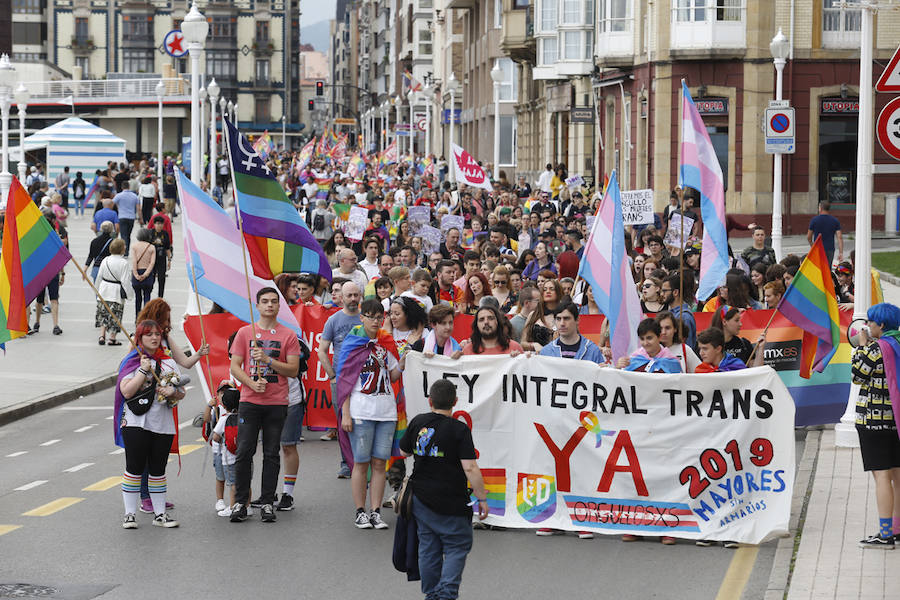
[
  {"left": 361, "top": 313, "right": 383, "bottom": 321},
  {"left": 493, "top": 280, "right": 507, "bottom": 285}
]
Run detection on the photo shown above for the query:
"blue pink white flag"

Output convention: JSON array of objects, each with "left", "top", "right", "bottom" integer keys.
[
  {"left": 175, "top": 169, "right": 300, "bottom": 334},
  {"left": 680, "top": 80, "right": 729, "bottom": 301},
  {"left": 577, "top": 170, "right": 642, "bottom": 362}
]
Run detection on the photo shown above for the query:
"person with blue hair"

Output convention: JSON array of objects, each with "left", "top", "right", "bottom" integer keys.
[{"left": 852, "top": 302, "right": 900, "bottom": 548}]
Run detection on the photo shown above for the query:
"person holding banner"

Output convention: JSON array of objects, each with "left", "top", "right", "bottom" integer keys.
[
  {"left": 655, "top": 311, "right": 701, "bottom": 373},
  {"left": 851, "top": 303, "right": 900, "bottom": 549},
  {"left": 462, "top": 306, "right": 523, "bottom": 356}
]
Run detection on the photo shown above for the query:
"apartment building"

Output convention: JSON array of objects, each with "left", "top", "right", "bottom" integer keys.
[{"left": 502, "top": 0, "right": 900, "bottom": 229}]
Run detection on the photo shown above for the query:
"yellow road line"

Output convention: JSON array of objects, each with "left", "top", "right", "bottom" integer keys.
[
  {"left": 22, "top": 497, "right": 84, "bottom": 517},
  {"left": 714, "top": 546, "right": 760, "bottom": 600},
  {"left": 195, "top": 437, "right": 205, "bottom": 442},
  {"left": 179, "top": 444, "right": 203, "bottom": 455},
  {"left": 83, "top": 476, "right": 122, "bottom": 491},
  {"left": 0, "top": 525, "right": 22, "bottom": 536}
]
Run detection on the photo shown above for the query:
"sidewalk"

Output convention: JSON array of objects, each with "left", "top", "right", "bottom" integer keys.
[{"left": 0, "top": 211, "right": 192, "bottom": 425}]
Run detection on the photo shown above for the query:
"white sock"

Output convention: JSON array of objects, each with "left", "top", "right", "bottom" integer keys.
[
  {"left": 122, "top": 471, "right": 141, "bottom": 514},
  {"left": 148, "top": 475, "right": 167, "bottom": 515}
]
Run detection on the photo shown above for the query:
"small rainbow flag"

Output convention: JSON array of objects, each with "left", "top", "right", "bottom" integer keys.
[
  {"left": 295, "top": 137, "right": 315, "bottom": 175},
  {"left": 347, "top": 152, "right": 365, "bottom": 179},
  {"left": 315, "top": 177, "right": 333, "bottom": 200},
  {"left": 332, "top": 203, "right": 350, "bottom": 222},
  {"left": 253, "top": 130, "right": 274, "bottom": 160},
  {"left": 417, "top": 155, "right": 432, "bottom": 176},
  {"left": 470, "top": 468, "right": 506, "bottom": 516},
  {"left": 1, "top": 178, "right": 72, "bottom": 348},
  {"left": 776, "top": 236, "right": 840, "bottom": 378}
]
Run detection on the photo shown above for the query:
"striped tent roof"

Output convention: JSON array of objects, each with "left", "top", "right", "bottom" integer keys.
[{"left": 23, "top": 117, "right": 126, "bottom": 149}]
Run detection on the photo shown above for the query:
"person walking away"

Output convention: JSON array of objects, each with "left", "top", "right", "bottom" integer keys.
[
  {"left": 130, "top": 228, "right": 156, "bottom": 319},
  {"left": 399, "top": 379, "right": 489, "bottom": 600},
  {"left": 138, "top": 176, "right": 157, "bottom": 224},
  {"left": 337, "top": 299, "right": 402, "bottom": 530},
  {"left": 55, "top": 167, "right": 71, "bottom": 210},
  {"left": 115, "top": 319, "right": 185, "bottom": 529},
  {"left": 86, "top": 221, "right": 116, "bottom": 281},
  {"left": 149, "top": 216, "right": 172, "bottom": 298},
  {"left": 93, "top": 239, "right": 130, "bottom": 345},
  {"left": 852, "top": 303, "right": 900, "bottom": 548},
  {"left": 807, "top": 201, "right": 843, "bottom": 266},
  {"left": 72, "top": 171, "right": 86, "bottom": 218},
  {"left": 113, "top": 186, "right": 141, "bottom": 256},
  {"left": 228, "top": 288, "right": 301, "bottom": 523}
]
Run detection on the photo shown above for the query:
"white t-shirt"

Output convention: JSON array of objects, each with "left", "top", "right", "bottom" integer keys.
[
  {"left": 400, "top": 290, "right": 433, "bottom": 313},
  {"left": 121, "top": 357, "right": 179, "bottom": 435},
  {"left": 288, "top": 376, "right": 303, "bottom": 407},
  {"left": 212, "top": 411, "right": 236, "bottom": 465},
  {"left": 359, "top": 258, "right": 380, "bottom": 281},
  {"left": 349, "top": 345, "right": 399, "bottom": 421},
  {"left": 394, "top": 188, "right": 407, "bottom": 205},
  {"left": 668, "top": 343, "right": 701, "bottom": 374}
]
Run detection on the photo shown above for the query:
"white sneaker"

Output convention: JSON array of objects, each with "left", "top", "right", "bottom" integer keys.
[
  {"left": 215, "top": 499, "right": 227, "bottom": 512},
  {"left": 246, "top": 506, "right": 254, "bottom": 517},
  {"left": 217, "top": 507, "right": 233, "bottom": 517}
]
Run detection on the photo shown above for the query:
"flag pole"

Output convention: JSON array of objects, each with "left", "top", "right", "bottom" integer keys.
[
  {"left": 72, "top": 259, "right": 162, "bottom": 385},
  {"left": 222, "top": 120, "right": 260, "bottom": 343},
  {"left": 746, "top": 308, "right": 778, "bottom": 366},
  {"left": 187, "top": 259, "right": 216, "bottom": 401},
  {"left": 677, "top": 80, "right": 687, "bottom": 345}
]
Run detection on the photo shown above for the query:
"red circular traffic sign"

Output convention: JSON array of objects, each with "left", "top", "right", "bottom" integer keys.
[
  {"left": 770, "top": 113, "right": 790, "bottom": 133},
  {"left": 876, "top": 96, "right": 900, "bottom": 161}
]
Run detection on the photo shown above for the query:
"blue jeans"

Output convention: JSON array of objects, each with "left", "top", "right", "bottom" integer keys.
[
  {"left": 413, "top": 496, "right": 473, "bottom": 600},
  {"left": 347, "top": 418, "right": 395, "bottom": 463}
]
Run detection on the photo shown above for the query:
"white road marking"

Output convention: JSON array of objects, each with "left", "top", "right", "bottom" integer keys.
[
  {"left": 6, "top": 451, "right": 27, "bottom": 458},
  {"left": 109, "top": 448, "right": 125, "bottom": 455},
  {"left": 73, "top": 424, "right": 97, "bottom": 433},
  {"left": 105, "top": 416, "right": 113, "bottom": 420},
  {"left": 58, "top": 406, "right": 110, "bottom": 411},
  {"left": 178, "top": 419, "right": 194, "bottom": 430},
  {"left": 63, "top": 462, "right": 94, "bottom": 473},
  {"left": 40, "top": 439, "right": 61, "bottom": 447},
  {"left": 15, "top": 480, "right": 48, "bottom": 491}
]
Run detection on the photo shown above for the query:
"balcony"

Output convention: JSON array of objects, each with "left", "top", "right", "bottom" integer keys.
[
  {"left": 252, "top": 38, "right": 275, "bottom": 56},
  {"left": 596, "top": 18, "right": 634, "bottom": 66},
  {"left": 500, "top": 4, "right": 536, "bottom": 63},
  {"left": 669, "top": 1, "right": 746, "bottom": 57},
  {"left": 70, "top": 36, "right": 96, "bottom": 55},
  {"left": 21, "top": 77, "right": 189, "bottom": 104}
]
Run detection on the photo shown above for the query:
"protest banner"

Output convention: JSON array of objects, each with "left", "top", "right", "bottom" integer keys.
[
  {"left": 621, "top": 189, "right": 655, "bottom": 226},
  {"left": 403, "top": 353, "right": 795, "bottom": 544},
  {"left": 440, "top": 214, "right": 465, "bottom": 237},
  {"left": 565, "top": 175, "right": 585, "bottom": 190},
  {"left": 344, "top": 206, "right": 369, "bottom": 242},
  {"left": 408, "top": 206, "right": 431, "bottom": 234},
  {"left": 419, "top": 225, "right": 443, "bottom": 254},
  {"left": 664, "top": 213, "right": 695, "bottom": 249}
]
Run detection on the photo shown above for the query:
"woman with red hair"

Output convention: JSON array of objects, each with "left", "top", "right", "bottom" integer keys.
[{"left": 461, "top": 271, "right": 492, "bottom": 315}]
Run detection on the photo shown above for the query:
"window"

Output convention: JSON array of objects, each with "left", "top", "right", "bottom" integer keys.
[
  {"left": 495, "top": 0, "right": 503, "bottom": 28},
  {"left": 75, "top": 56, "right": 90, "bottom": 77},
  {"left": 255, "top": 97, "right": 271, "bottom": 124},
  {"left": 541, "top": 37, "right": 558, "bottom": 64},
  {"left": 12, "top": 0, "right": 43, "bottom": 14},
  {"left": 585, "top": 30, "right": 593, "bottom": 58},
  {"left": 75, "top": 18, "right": 89, "bottom": 43},
  {"left": 514, "top": 0, "right": 531, "bottom": 7},
  {"left": 420, "top": 0, "right": 433, "bottom": 8},
  {"left": 210, "top": 17, "right": 236, "bottom": 40},
  {"left": 676, "top": 0, "right": 742, "bottom": 22},
  {"left": 598, "top": 0, "right": 631, "bottom": 32},
  {"left": 496, "top": 58, "right": 518, "bottom": 101},
  {"left": 122, "top": 49, "right": 154, "bottom": 73},
  {"left": 585, "top": 0, "right": 594, "bottom": 21},
  {"left": 418, "top": 28, "right": 433, "bottom": 55},
  {"left": 823, "top": 0, "right": 861, "bottom": 34},
  {"left": 255, "top": 21, "right": 269, "bottom": 41},
  {"left": 541, "top": 0, "right": 557, "bottom": 31},
  {"left": 255, "top": 59, "right": 270, "bottom": 84},
  {"left": 207, "top": 50, "right": 237, "bottom": 80},
  {"left": 499, "top": 115, "right": 516, "bottom": 165},
  {"left": 563, "top": 0, "right": 581, "bottom": 23},
  {"left": 564, "top": 31, "right": 581, "bottom": 59},
  {"left": 123, "top": 15, "right": 153, "bottom": 38},
  {"left": 676, "top": 0, "right": 705, "bottom": 22}
]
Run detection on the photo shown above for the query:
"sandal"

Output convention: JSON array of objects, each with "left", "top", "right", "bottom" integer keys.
[
  {"left": 98, "top": 337, "right": 106, "bottom": 345},
  {"left": 108, "top": 339, "right": 122, "bottom": 346}
]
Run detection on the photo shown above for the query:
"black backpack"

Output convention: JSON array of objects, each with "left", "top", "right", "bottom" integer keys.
[{"left": 313, "top": 211, "right": 325, "bottom": 232}]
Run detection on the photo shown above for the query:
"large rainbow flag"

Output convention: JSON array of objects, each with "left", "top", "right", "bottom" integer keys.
[
  {"left": 294, "top": 137, "right": 316, "bottom": 175},
  {"left": 776, "top": 236, "right": 841, "bottom": 378},
  {"left": 223, "top": 118, "right": 331, "bottom": 281},
  {"left": 1, "top": 178, "right": 72, "bottom": 348},
  {"left": 253, "top": 130, "right": 275, "bottom": 160}
]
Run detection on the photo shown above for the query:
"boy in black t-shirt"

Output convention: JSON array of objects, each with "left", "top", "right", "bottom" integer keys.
[{"left": 399, "top": 380, "right": 488, "bottom": 600}]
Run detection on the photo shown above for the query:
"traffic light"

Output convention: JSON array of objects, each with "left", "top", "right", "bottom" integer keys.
[
  {"left": 316, "top": 81, "right": 324, "bottom": 96},
  {"left": 308, "top": 99, "right": 314, "bottom": 111}
]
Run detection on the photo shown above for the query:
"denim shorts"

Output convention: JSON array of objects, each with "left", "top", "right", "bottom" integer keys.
[
  {"left": 213, "top": 453, "right": 236, "bottom": 486},
  {"left": 281, "top": 402, "right": 306, "bottom": 446},
  {"left": 348, "top": 419, "right": 396, "bottom": 463}
]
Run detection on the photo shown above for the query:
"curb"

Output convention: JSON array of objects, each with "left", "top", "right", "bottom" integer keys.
[
  {"left": 876, "top": 269, "right": 900, "bottom": 288},
  {"left": 0, "top": 372, "right": 118, "bottom": 427},
  {"left": 763, "top": 428, "right": 823, "bottom": 600}
]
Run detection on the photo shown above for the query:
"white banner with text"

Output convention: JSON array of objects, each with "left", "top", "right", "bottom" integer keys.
[{"left": 403, "top": 354, "right": 795, "bottom": 544}]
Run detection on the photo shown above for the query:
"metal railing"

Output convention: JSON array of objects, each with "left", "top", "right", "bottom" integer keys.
[{"left": 19, "top": 77, "right": 189, "bottom": 100}]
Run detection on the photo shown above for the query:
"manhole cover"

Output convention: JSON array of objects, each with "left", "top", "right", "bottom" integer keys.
[{"left": 0, "top": 584, "right": 59, "bottom": 598}]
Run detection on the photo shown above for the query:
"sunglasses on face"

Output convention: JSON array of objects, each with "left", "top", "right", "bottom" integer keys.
[
  {"left": 493, "top": 279, "right": 507, "bottom": 285},
  {"left": 642, "top": 284, "right": 654, "bottom": 289}
]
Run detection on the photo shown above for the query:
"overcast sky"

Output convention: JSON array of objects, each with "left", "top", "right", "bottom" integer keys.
[{"left": 301, "top": 0, "right": 337, "bottom": 26}]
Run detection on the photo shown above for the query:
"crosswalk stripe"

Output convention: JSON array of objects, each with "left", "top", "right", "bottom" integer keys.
[
  {"left": 6, "top": 451, "right": 27, "bottom": 457},
  {"left": 40, "top": 439, "right": 61, "bottom": 447},
  {"left": 83, "top": 477, "right": 122, "bottom": 492},
  {"left": 179, "top": 444, "right": 204, "bottom": 455},
  {"left": 109, "top": 448, "right": 125, "bottom": 455},
  {"left": 73, "top": 424, "right": 97, "bottom": 433},
  {"left": 0, "top": 525, "right": 22, "bottom": 536},
  {"left": 23, "top": 497, "right": 84, "bottom": 517},
  {"left": 63, "top": 462, "right": 95, "bottom": 473},
  {"left": 14, "top": 480, "right": 48, "bottom": 491}
]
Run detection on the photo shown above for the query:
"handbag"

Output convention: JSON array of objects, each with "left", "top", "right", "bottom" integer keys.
[
  {"left": 125, "top": 362, "right": 160, "bottom": 415},
  {"left": 100, "top": 261, "right": 127, "bottom": 300},
  {"left": 394, "top": 476, "right": 414, "bottom": 520}
]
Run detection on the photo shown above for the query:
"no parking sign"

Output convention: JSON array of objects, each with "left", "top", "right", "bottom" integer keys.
[{"left": 765, "top": 103, "right": 795, "bottom": 154}]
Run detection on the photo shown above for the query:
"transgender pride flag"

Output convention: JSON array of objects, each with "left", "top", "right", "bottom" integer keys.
[
  {"left": 175, "top": 169, "right": 299, "bottom": 334},
  {"left": 577, "top": 171, "right": 641, "bottom": 362},
  {"left": 680, "top": 81, "right": 729, "bottom": 301}
]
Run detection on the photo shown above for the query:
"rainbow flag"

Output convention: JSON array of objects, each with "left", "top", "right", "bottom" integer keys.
[
  {"left": 329, "top": 134, "right": 348, "bottom": 163},
  {"left": 419, "top": 155, "right": 434, "bottom": 176},
  {"left": 403, "top": 70, "right": 423, "bottom": 92},
  {"left": 253, "top": 130, "right": 274, "bottom": 161},
  {"left": 381, "top": 140, "right": 398, "bottom": 166},
  {"left": 315, "top": 177, "right": 333, "bottom": 200},
  {"left": 84, "top": 176, "right": 101, "bottom": 209},
  {"left": 470, "top": 468, "right": 507, "bottom": 517},
  {"left": 315, "top": 128, "right": 331, "bottom": 157},
  {"left": 295, "top": 137, "right": 316, "bottom": 175},
  {"left": 223, "top": 118, "right": 331, "bottom": 281},
  {"left": 776, "top": 236, "right": 840, "bottom": 378},
  {"left": 1, "top": 178, "right": 72, "bottom": 348},
  {"left": 332, "top": 203, "right": 351, "bottom": 222},
  {"left": 877, "top": 331, "right": 900, "bottom": 432},
  {"left": 347, "top": 152, "right": 365, "bottom": 179},
  {"left": 872, "top": 269, "right": 885, "bottom": 305}
]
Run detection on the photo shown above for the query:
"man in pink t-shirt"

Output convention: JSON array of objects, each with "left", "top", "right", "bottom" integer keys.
[
  {"left": 228, "top": 287, "right": 300, "bottom": 523},
  {"left": 462, "top": 306, "right": 524, "bottom": 356}
]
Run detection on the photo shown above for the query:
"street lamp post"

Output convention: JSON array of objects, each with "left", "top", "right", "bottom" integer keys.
[
  {"left": 199, "top": 86, "right": 207, "bottom": 172},
  {"left": 448, "top": 71, "right": 457, "bottom": 181},
  {"left": 423, "top": 84, "right": 433, "bottom": 158},
  {"left": 0, "top": 54, "right": 15, "bottom": 205},
  {"left": 490, "top": 62, "right": 506, "bottom": 181},
  {"left": 380, "top": 101, "right": 388, "bottom": 152},
  {"left": 15, "top": 83, "right": 29, "bottom": 184},
  {"left": 208, "top": 78, "right": 220, "bottom": 187},
  {"left": 155, "top": 79, "right": 165, "bottom": 181},
  {"left": 769, "top": 28, "right": 790, "bottom": 262},
  {"left": 227, "top": 100, "right": 234, "bottom": 123},
  {"left": 181, "top": 2, "right": 209, "bottom": 186},
  {"left": 281, "top": 115, "right": 287, "bottom": 152},
  {"left": 407, "top": 90, "right": 416, "bottom": 156},
  {"left": 393, "top": 96, "right": 401, "bottom": 153}
]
